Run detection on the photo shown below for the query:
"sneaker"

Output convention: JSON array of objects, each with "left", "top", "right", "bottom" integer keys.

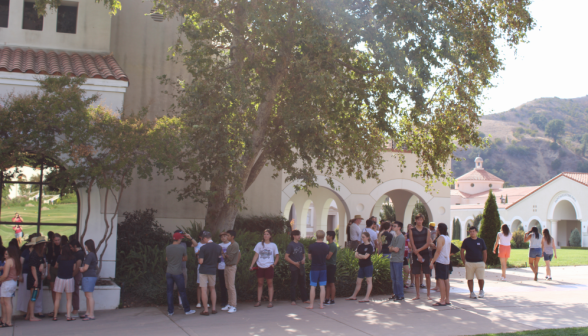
[
  {"left": 478, "top": 290, "right": 484, "bottom": 298},
  {"left": 168, "top": 312, "right": 174, "bottom": 316},
  {"left": 221, "top": 305, "right": 231, "bottom": 311},
  {"left": 329, "top": 300, "right": 335, "bottom": 305},
  {"left": 228, "top": 307, "right": 237, "bottom": 314},
  {"left": 548, "top": 276, "right": 553, "bottom": 280},
  {"left": 500, "top": 277, "right": 505, "bottom": 281},
  {"left": 470, "top": 292, "right": 477, "bottom": 299},
  {"left": 196, "top": 303, "right": 202, "bottom": 308},
  {"left": 409, "top": 283, "right": 414, "bottom": 288},
  {"left": 323, "top": 300, "right": 331, "bottom": 305},
  {"left": 185, "top": 310, "right": 196, "bottom": 315},
  {"left": 389, "top": 295, "right": 396, "bottom": 300},
  {"left": 394, "top": 297, "right": 404, "bottom": 301}
]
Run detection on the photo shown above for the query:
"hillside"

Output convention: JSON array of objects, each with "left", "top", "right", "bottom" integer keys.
[{"left": 452, "top": 96, "right": 588, "bottom": 187}]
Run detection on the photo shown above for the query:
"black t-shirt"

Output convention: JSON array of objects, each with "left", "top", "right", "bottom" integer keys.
[
  {"left": 461, "top": 237, "right": 487, "bottom": 262},
  {"left": 381, "top": 231, "right": 393, "bottom": 253},
  {"left": 29, "top": 250, "right": 44, "bottom": 277},
  {"left": 286, "top": 242, "right": 305, "bottom": 272},
  {"left": 75, "top": 250, "right": 85, "bottom": 264},
  {"left": 56, "top": 255, "right": 76, "bottom": 279},
  {"left": 356, "top": 243, "right": 374, "bottom": 267},
  {"left": 21, "top": 248, "right": 31, "bottom": 274},
  {"left": 47, "top": 243, "right": 61, "bottom": 267},
  {"left": 308, "top": 242, "right": 329, "bottom": 271}
]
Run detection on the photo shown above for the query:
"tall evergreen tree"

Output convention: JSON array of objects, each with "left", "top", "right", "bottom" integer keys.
[
  {"left": 479, "top": 190, "right": 501, "bottom": 266},
  {"left": 452, "top": 218, "right": 461, "bottom": 240}
]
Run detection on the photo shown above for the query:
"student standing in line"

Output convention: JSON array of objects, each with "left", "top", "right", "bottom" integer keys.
[
  {"left": 541, "top": 229, "right": 557, "bottom": 280},
  {"left": 524, "top": 227, "right": 542, "bottom": 281},
  {"left": 324, "top": 231, "right": 338, "bottom": 305},
  {"left": 27, "top": 236, "right": 47, "bottom": 322},
  {"left": 429, "top": 222, "right": 439, "bottom": 292},
  {"left": 389, "top": 221, "right": 406, "bottom": 301},
  {"left": 222, "top": 230, "right": 240, "bottom": 313},
  {"left": 460, "top": 226, "right": 487, "bottom": 299},
  {"left": 362, "top": 220, "right": 378, "bottom": 250},
  {"left": 348, "top": 216, "right": 363, "bottom": 250},
  {"left": 198, "top": 231, "right": 222, "bottom": 316},
  {"left": 47, "top": 233, "right": 61, "bottom": 318},
  {"left": 409, "top": 214, "right": 432, "bottom": 300},
  {"left": 193, "top": 232, "right": 210, "bottom": 308},
  {"left": 165, "top": 232, "right": 196, "bottom": 316},
  {"left": 346, "top": 232, "right": 374, "bottom": 302},
  {"left": 250, "top": 229, "right": 280, "bottom": 308},
  {"left": 306, "top": 230, "right": 329, "bottom": 310},
  {"left": 380, "top": 222, "right": 393, "bottom": 259},
  {"left": 430, "top": 223, "right": 450, "bottom": 307},
  {"left": 493, "top": 224, "right": 512, "bottom": 281},
  {"left": 80, "top": 240, "right": 98, "bottom": 321},
  {"left": 217, "top": 232, "right": 231, "bottom": 310},
  {"left": 69, "top": 239, "right": 85, "bottom": 318},
  {"left": 285, "top": 230, "right": 309, "bottom": 305},
  {"left": 406, "top": 223, "right": 414, "bottom": 288},
  {"left": 174, "top": 230, "right": 193, "bottom": 308},
  {"left": 52, "top": 245, "right": 79, "bottom": 321},
  {"left": 0, "top": 246, "right": 22, "bottom": 327}
]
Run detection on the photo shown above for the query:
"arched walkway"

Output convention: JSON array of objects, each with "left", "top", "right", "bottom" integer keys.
[{"left": 548, "top": 196, "right": 582, "bottom": 248}]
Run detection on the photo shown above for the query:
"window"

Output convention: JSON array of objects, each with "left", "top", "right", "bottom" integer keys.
[
  {"left": 1, "top": 156, "right": 79, "bottom": 245},
  {"left": 470, "top": 183, "right": 474, "bottom": 187},
  {"left": 0, "top": 0, "right": 9, "bottom": 28},
  {"left": 22, "top": 1, "right": 43, "bottom": 31},
  {"left": 56, "top": 3, "right": 77, "bottom": 34}
]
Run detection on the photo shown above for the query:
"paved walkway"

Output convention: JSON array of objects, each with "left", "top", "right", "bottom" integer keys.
[{"left": 2, "top": 266, "right": 588, "bottom": 336}]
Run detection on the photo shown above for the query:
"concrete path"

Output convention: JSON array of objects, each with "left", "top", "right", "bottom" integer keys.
[{"left": 3, "top": 266, "right": 588, "bottom": 336}]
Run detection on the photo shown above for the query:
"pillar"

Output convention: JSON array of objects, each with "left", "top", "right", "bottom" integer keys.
[
  {"left": 550, "top": 220, "right": 559, "bottom": 249},
  {"left": 582, "top": 221, "right": 588, "bottom": 247},
  {"left": 403, "top": 195, "right": 419, "bottom": 226}
]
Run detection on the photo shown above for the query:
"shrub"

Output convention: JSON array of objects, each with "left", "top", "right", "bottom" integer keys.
[
  {"left": 452, "top": 218, "right": 461, "bottom": 240},
  {"left": 116, "top": 209, "right": 171, "bottom": 257},
  {"left": 570, "top": 228, "right": 581, "bottom": 247},
  {"left": 549, "top": 141, "right": 560, "bottom": 151},
  {"left": 511, "top": 230, "right": 528, "bottom": 249},
  {"left": 479, "top": 190, "right": 501, "bottom": 266},
  {"left": 450, "top": 240, "right": 463, "bottom": 267},
  {"left": 506, "top": 143, "right": 531, "bottom": 157},
  {"left": 233, "top": 214, "right": 290, "bottom": 234},
  {"left": 551, "top": 159, "right": 562, "bottom": 170}
]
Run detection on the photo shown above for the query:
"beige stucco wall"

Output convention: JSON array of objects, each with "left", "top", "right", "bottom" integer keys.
[{"left": 0, "top": 0, "right": 111, "bottom": 53}]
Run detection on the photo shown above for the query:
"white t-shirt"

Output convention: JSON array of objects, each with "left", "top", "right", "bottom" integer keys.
[
  {"left": 254, "top": 242, "right": 279, "bottom": 269},
  {"left": 363, "top": 227, "right": 378, "bottom": 247},
  {"left": 350, "top": 223, "right": 362, "bottom": 241},
  {"left": 218, "top": 242, "right": 231, "bottom": 270},
  {"left": 498, "top": 232, "right": 512, "bottom": 246}
]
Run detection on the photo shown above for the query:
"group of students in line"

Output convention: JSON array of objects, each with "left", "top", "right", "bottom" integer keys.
[
  {"left": 0, "top": 231, "right": 99, "bottom": 328},
  {"left": 164, "top": 214, "right": 562, "bottom": 315}
]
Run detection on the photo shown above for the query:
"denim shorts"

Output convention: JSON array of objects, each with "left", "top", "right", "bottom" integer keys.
[
  {"left": 357, "top": 265, "right": 374, "bottom": 279},
  {"left": 82, "top": 277, "right": 98, "bottom": 292},
  {"left": 529, "top": 248, "right": 542, "bottom": 258},
  {"left": 543, "top": 252, "right": 553, "bottom": 261}
]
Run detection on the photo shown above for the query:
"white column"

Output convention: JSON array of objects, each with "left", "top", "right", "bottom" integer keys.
[
  {"left": 551, "top": 220, "right": 559, "bottom": 249},
  {"left": 582, "top": 221, "right": 588, "bottom": 248}
]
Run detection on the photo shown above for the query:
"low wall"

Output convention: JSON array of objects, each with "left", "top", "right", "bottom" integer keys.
[{"left": 1, "top": 283, "right": 120, "bottom": 315}]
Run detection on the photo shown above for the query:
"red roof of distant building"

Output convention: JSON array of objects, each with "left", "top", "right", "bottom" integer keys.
[
  {"left": 505, "top": 172, "right": 588, "bottom": 209},
  {"left": 456, "top": 169, "right": 503, "bottom": 182},
  {"left": 0, "top": 47, "right": 128, "bottom": 81}
]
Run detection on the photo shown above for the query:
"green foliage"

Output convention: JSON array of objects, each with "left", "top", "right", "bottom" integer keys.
[
  {"left": 380, "top": 204, "right": 396, "bottom": 222},
  {"left": 530, "top": 113, "right": 549, "bottom": 131},
  {"left": 479, "top": 191, "right": 501, "bottom": 266},
  {"left": 581, "top": 134, "right": 588, "bottom": 156},
  {"left": 570, "top": 228, "right": 581, "bottom": 247},
  {"left": 450, "top": 240, "right": 464, "bottom": 267},
  {"left": 551, "top": 159, "right": 562, "bottom": 171},
  {"left": 549, "top": 141, "right": 560, "bottom": 151},
  {"left": 116, "top": 209, "right": 171, "bottom": 258},
  {"left": 506, "top": 143, "right": 532, "bottom": 157},
  {"left": 411, "top": 202, "right": 429, "bottom": 227},
  {"left": 452, "top": 218, "right": 461, "bottom": 240},
  {"left": 577, "top": 161, "right": 588, "bottom": 173},
  {"left": 149, "top": 0, "right": 534, "bottom": 232},
  {"left": 511, "top": 230, "right": 528, "bottom": 249},
  {"left": 233, "top": 215, "right": 291, "bottom": 234},
  {"left": 545, "top": 119, "right": 566, "bottom": 142}
]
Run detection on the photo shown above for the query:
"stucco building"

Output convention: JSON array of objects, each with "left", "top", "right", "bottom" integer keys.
[{"left": 451, "top": 158, "right": 588, "bottom": 248}]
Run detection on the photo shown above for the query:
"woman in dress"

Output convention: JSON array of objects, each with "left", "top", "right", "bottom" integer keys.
[
  {"left": 0, "top": 246, "right": 22, "bottom": 327},
  {"left": 524, "top": 226, "right": 542, "bottom": 281},
  {"left": 493, "top": 224, "right": 512, "bottom": 281},
  {"left": 541, "top": 229, "right": 557, "bottom": 280},
  {"left": 250, "top": 229, "right": 280, "bottom": 308},
  {"left": 51, "top": 245, "right": 79, "bottom": 321},
  {"left": 346, "top": 232, "right": 374, "bottom": 303},
  {"left": 80, "top": 239, "right": 98, "bottom": 321}
]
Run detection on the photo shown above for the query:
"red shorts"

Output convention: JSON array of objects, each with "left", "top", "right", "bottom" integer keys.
[
  {"left": 498, "top": 245, "right": 511, "bottom": 258},
  {"left": 256, "top": 266, "right": 275, "bottom": 280}
]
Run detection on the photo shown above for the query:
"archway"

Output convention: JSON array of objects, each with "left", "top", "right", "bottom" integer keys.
[
  {"left": 551, "top": 199, "right": 581, "bottom": 247},
  {"left": 528, "top": 219, "right": 541, "bottom": 232},
  {"left": 511, "top": 219, "right": 523, "bottom": 232}
]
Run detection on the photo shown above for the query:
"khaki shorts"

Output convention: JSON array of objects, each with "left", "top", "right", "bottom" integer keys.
[
  {"left": 199, "top": 273, "right": 216, "bottom": 288},
  {"left": 465, "top": 261, "right": 485, "bottom": 280}
]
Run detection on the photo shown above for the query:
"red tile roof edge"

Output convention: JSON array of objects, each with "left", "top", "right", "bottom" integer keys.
[
  {"left": 505, "top": 172, "right": 588, "bottom": 209},
  {"left": 0, "top": 47, "right": 128, "bottom": 82}
]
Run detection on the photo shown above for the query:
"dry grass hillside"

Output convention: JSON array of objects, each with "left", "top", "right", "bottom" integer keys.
[{"left": 452, "top": 96, "right": 588, "bottom": 187}]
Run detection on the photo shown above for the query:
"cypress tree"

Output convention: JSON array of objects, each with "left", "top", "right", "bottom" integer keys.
[{"left": 479, "top": 190, "right": 501, "bottom": 266}]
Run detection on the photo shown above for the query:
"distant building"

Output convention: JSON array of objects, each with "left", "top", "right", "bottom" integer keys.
[{"left": 451, "top": 157, "right": 588, "bottom": 248}]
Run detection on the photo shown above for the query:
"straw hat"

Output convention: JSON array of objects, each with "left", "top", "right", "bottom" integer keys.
[
  {"left": 353, "top": 215, "right": 364, "bottom": 220},
  {"left": 26, "top": 236, "right": 48, "bottom": 246}
]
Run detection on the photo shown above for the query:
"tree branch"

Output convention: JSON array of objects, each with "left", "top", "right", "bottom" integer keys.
[{"left": 244, "top": 149, "right": 268, "bottom": 192}]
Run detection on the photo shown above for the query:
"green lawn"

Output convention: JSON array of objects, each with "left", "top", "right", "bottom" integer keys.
[
  {"left": 473, "top": 327, "right": 588, "bottom": 335},
  {"left": 502, "top": 248, "right": 588, "bottom": 267},
  {"left": 1, "top": 202, "right": 77, "bottom": 223}
]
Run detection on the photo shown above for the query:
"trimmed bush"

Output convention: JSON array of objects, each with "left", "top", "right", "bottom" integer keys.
[
  {"left": 479, "top": 190, "right": 501, "bottom": 266},
  {"left": 570, "top": 228, "right": 581, "bottom": 247},
  {"left": 233, "top": 214, "right": 291, "bottom": 234}
]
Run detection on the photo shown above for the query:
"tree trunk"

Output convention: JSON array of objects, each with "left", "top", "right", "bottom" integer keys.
[{"left": 205, "top": 203, "right": 240, "bottom": 233}]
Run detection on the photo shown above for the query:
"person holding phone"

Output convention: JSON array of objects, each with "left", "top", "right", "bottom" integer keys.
[
  {"left": 524, "top": 226, "right": 542, "bottom": 281},
  {"left": 12, "top": 216, "right": 23, "bottom": 246},
  {"left": 409, "top": 214, "right": 432, "bottom": 300},
  {"left": 250, "top": 229, "right": 279, "bottom": 308}
]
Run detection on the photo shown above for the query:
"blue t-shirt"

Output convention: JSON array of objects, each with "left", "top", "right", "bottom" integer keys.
[
  {"left": 461, "top": 237, "right": 487, "bottom": 263},
  {"left": 308, "top": 242, "right": 329, "bottom": 271}
]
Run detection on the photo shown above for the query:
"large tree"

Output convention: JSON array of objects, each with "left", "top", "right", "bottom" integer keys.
[
  {"left": 545, "top": 119, "right": 565, "bottom": 143},
  {"left": 479, "top": 190, "right": 501, "bottom": 266},
  {"left": 34, "top": 0, "right": 535, "bottom": 232}
]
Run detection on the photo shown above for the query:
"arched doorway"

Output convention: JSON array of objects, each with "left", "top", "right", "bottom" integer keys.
[
  {"left": 551, "top": 199, "right": 581, "bottom": 247},
  {"left": 1, "top": 156, "right": 79, "bottom": 245},
  {"left": 528, "top": 219, "right": 542, "bottom": 232},
  {"left": 511, "top": 219, "right": 523, "bottom": 232},
  {"left": 371, "top": 190, "right": 433, "bottom": 227}
]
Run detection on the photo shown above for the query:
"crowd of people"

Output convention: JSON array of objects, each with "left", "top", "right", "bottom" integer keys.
[
  {"left": 0, "top": 225, "right": 98, "bottom": 328},
  {"left": 164, "top": 213, "right": 561, "bottom": 315}
]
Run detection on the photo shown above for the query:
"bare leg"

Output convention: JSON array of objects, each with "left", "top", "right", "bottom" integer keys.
[
  {"left": 412, "top": 271, "right": 422, "bottom": 300},
  {"left": 28, "top": 289, "right": 41, "bottom": 322},
  {"left": 319, "top": 286, "right": 326, "bottom": 309},
  {"left": 267, "top": 279, "right": 274, "bottom": 303},
  {"left": 445, "top": 279, "right": 451, "bottom": 304},
  {"left": 467, "top": 280, "right": 474, "bottom": 293},
  {"left": 257, "top": 278, "right": 264, "bottom": 303},
  {"left": 84, "top": 292, "right": 95, "bottom": 318},
  {"left": 53, "top": 292, "right": 62, "bottom": 319},
  {"left": 500, "top": 257, "right": 507, "bottom": 278},
  {"left": 201, "top": 286, "right": 209, "bottom": 313},
  {"left": 364, "top": 278, "right": 373, "bottom": 300},
  {"left": 306, "top": 286, "right": 316, "bottom": 309},
  {"left": 545, "top": 260, "right": 551, "bottom": 277},
  {"left": 349, "top": 278, "right": 363, "bottom": 299},
  {"left": 425, "top": 274, "right": 432, "bottom": 300},
  {"left": 66, "top": 292, "right": 73, "bottom": 318},
  {"left": 208, "top": 286, "right": 216, "bottom": 311},
  {"left": 534, "top": 257, "right": 541, "bottom": 275},
  {"left": 478, "top": 280, "right": 484, "bottom": 291},
  {"left": 437, "top": 279, "right": 447, "bottom": 304},
  {"left": 197, "top": 287, "right": 202, "bottom": 305}
]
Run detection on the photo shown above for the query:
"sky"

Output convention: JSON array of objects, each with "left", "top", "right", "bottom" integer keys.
[{"left": 481, "top": 0, "right": 588, "bottom": 115}]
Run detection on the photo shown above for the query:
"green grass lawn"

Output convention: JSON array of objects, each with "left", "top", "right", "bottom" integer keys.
[
  {"left": 502, "top": 248, "right": 588, "bottom": 267},
  {"left": 473, "top": 327, "right": 588, "bottom": 335}
]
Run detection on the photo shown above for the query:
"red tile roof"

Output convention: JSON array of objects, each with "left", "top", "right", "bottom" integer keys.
[
  {"left": 506, "top": 172, "right": 588, "bottom": 209},
  {"left": 456, "top": 168, "right": 503, "bottom": 182},
  {"left": 0, "top": 47, "right": 128, "bottom": 81}
]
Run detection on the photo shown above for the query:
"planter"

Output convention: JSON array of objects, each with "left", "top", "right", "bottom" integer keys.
[{"left": 4, "top": 280, "right": 120, "bottom": 315}]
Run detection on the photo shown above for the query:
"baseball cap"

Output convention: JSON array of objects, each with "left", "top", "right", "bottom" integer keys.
[
  {"left": 201, "top": 231, "right": 212, "bottom": 238},
  {"left": 173, "top": 232, "right": 185, "bottom": 240},
  {"left": 429, "top": 222, "right": 436, "bottom": 228}
]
